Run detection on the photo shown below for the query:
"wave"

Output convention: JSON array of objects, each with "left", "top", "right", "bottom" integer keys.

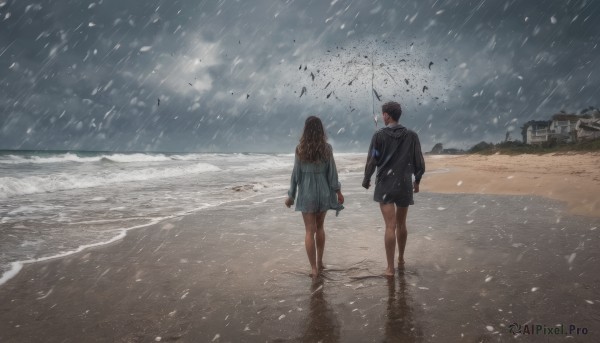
[
  {"left": 0, "top": 152, "right": 211, "bottom": 164},
  {"left": 0, "top": 190, "right": 267, "bottom": 287},
  {"left": 0, "top": 162, "right": 221, "bottom": 198},
  {"left": 236, "top": 159, "right": 293, "bottom": 171}
]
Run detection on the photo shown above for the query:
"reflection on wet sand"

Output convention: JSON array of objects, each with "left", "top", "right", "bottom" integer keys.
[
  {"left": 301, "top": 278, "right": 340, "bottom": 343},
  {"left": 385, "top": 272, "right": 424, "bottom": 342}
]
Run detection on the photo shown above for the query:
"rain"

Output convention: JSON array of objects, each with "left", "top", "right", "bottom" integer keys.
[
  {"left": 1, "top": 0, "right": 600, "bottom": 342},
  {"left": 0, "top": 1, "right": 596, "bottom": 151}
]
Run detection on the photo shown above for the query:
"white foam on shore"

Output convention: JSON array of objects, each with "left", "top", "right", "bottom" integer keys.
[
  {"left": 0, "top": 225, "right": 131, "bottom": 287},
  {"left": 0, "top": 153, "right": 212, "bottom": 164},
  {"left": 0, "top": 262, "right": 24, "bottom": 286},
  {"left": 233, "top": 159, "right": 293, "bottom": 171},
  {"left": 0, "top": 191, "right": 266, "bottom": 287},
  {"left": 0, "top": 162, "right": 221, "bottom": 198}
]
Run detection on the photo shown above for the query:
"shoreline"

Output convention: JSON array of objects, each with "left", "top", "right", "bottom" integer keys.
[
  {"left": 2, "top": 152, "right": 598, "bottom": 288},
  {"left": 1, "top": 154, "right": 599, "bottom": 341},
  {"left": 0, "top": 193, "right": 268, "bottom": 288},
  {"left": 1, "top": 171, "right": 599, "bottom": 341}
]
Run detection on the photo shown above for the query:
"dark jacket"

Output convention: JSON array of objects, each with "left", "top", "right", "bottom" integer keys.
[{"left": 362, "top": 124, "right": 425, "bottom": 205}]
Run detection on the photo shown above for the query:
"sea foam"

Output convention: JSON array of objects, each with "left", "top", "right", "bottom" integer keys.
[
  {"left": 0, "top": 152, "right": 211, "bottom": 164},
  {"left": 0, "top": 162, "right": 221, "bottom": 198}
]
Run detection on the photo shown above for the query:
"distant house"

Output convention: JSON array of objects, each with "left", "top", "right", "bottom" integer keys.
[
  {"left": 523, "top": 120, "right": 551, "bottom": 145},
  {"left": 549, "top": 113, "right": 579, "bottom": 143},
  {"left": 576, "top": 118, "right": 600, "bottom": 141}
]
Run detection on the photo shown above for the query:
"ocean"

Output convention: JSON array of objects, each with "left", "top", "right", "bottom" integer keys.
[
  {"left": 0, "top": 151, "right": 292, "bottom": 285},
  {"left": 0, "top": 150, "right": 366, "bottom": 286}
]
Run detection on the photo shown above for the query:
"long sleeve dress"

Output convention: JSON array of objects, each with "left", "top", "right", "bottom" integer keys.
[{"left": 288, "top": 145, "right": 344, "bottom": 216}]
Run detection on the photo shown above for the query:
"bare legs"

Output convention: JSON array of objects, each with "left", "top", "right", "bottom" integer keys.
[
  {"left": 302, "top": 211, "right": 327, "bottom": 277},
  {"left": 380, "top": 204, "right": 397, "bottom": 276},
  {"left": 396, "top": 206, "right": 408, "bottom": 266},
  {"left": 380, "top": 203, "right": 409, "bottom": 276}
]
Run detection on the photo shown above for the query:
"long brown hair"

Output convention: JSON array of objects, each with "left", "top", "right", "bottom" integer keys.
[{"left": 296, "top": 116, "right": 331, "bottom": 163}]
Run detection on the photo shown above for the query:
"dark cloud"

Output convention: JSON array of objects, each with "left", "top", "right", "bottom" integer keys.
[{"left": 1, "top": 0, "right": 598, "bottom": 152}]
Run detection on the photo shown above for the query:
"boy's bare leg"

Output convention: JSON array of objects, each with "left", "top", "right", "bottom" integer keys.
[
  {"left": 395, "top": 207, "right": 409, "bottom": 267},
  {"left": 302, "top": 212, "right": 318, "bottom": 277},
  {"left": 315, "top": 211, "right": 327, "bottom": 271},
  {"left": 380, "top": 203, "right": 397, "bottom": 276}
]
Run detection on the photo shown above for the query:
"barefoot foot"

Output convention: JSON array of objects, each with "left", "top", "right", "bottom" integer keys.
[{"left": 385, "top": 267, "right": 395, "bottom": 277}]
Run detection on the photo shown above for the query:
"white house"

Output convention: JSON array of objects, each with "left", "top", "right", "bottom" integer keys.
[
  {"left": 525, "top": 121, "right": 550, "bottom": 145},
  {"left": 548, "top": 113, "right": 579, "bottom": 143},
  {"left": 576, "top": 118, "right": 600, "bottom": 141}
]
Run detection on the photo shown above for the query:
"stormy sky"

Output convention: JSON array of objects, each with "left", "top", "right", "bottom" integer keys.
[{"left": 1, "top": 0, "right": 598, "bottom": 152}]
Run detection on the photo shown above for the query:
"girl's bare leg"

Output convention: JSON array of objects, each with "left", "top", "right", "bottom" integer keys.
[
  {"left": 315, "top": 211, "right": 327, "bottom": 270},
  {"left": 302, "top": 212, "right": 318, "bottom": 277}
]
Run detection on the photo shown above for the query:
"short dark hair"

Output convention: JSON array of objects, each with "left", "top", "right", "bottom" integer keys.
[{"left": 382, "top": 101, "right": 402, "bottom": 121}]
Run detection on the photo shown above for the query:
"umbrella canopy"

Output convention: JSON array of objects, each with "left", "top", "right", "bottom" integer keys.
[{"left": 290, "top": 39, "right": 451, "bottom": 127}]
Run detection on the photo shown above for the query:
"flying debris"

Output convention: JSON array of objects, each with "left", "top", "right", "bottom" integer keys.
[
  {"left": 410, "top": 42, "right": 414, "bottom": 47},
  {"left": 188, "top": 82, "right": 193, "bottom": 86},
  {"left": 306, "top": 39, "right": 446, "bottom": 119},
  {"left": 373, "top": 89, "right": 381, "bottom": 101},
  {"left": 239, "top": 40, "right": 241, "bottom": 44},
  {"left": 428, "top": 61, "right": 434, "bottom": 70},
  {"left": 246, "top": 94, "right": 250, "bottom": 99},
  {"left": 157, "top": 98, "right": 160, "bottom": 106},
  {"left": 300, "top": 86, "right": 307, "bottom": 97},
  {"left": 299, "top": 64, "right": 302, "bottom": 70},
  {"left": 422, "top": 86, "right": 428, "bottom": 93},
  {"left": 304, "top": 66, "right": 307, "bottom": 71},
  {"left": 310, "top": 72, "right": 315, "bottom": 81},
  {"left": 444, "top": 58, "right": 448, "bottom": 61},
  {"left": 350, "top": 108, "right": 356, "bottom": 112}
]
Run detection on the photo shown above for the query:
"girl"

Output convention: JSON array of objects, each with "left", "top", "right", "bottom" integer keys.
[{"left": 285, "top": 116, "right": 344, "bottom": 277}]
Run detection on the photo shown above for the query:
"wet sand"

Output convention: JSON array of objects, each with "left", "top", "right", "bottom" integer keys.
[{"left": 1, "top": 160, "right": 600, "bottom": 342}]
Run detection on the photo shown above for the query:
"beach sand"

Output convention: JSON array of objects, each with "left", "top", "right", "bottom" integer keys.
[
  {"left": 1, "top": 154, "right": 599, "bottom": 342},
  {"left": 422, "top": 152, "right": 600, "bottom": 218}
]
